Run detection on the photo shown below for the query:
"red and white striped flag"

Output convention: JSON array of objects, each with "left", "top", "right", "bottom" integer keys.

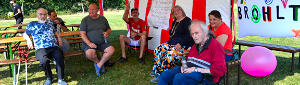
[{"left": 98, "top": 0, "right": 104, "bottom": 16}]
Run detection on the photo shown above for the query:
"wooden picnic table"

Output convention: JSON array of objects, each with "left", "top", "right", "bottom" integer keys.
[
  {"left": 0, "top": 36, "right": 27, "bottom": 84},
  {"left": 0, "top": 24, "right": 28, "bottom": 29},
  {"left": 65, "top": 24, "right": 80, "bottom": 31},
  {"left": 65, "top": 24, "right": 80, "bottom": 27},
  {"left": 0, "top": 36, "right": 26, "bottom": 44},
  {"left": 0, "top": 31, "right": 80, "bottom": 44},
  {"left": 60, "top": 31, "right": 80, "bottom": 37},
  {"left": 0, "top": 29, "right": 26, "bottom": 34}
]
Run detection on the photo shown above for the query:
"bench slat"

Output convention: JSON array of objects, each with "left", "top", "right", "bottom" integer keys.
[
  {"left": 69, "top": 40, "right": 82, "bottom": 44},
  {"left": 0, "top": 43, "right": 27, "bottom": 49},
  {"left": 65, "top": 37, "right": 81, "bottom": 40},
  {"left": 64, "top": 50, "right": 84, "bottom": 57},
  {"left": 0, "top": 47, "right": 29, "bottom": 53},
  {"left": 0, "top": 58, "right": 36, "bottom": 65},
  {"left": 236, "top": 40, "right": 300, "bottom": 53}
]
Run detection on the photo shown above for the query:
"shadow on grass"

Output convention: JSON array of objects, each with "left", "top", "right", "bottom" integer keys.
[
  {"left": 0, "top": 51, "right": 36, "bottom": 79},
  {"left": 0, "top": 61, "right": 60, "bottom": 84}
]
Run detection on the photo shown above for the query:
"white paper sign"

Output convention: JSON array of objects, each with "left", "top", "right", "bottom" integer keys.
[{"left": 147, "top": 0, "right": 173, "bottom": 30}]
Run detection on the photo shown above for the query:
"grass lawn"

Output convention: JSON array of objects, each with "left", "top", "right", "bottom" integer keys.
[{"left": 1, "top": 9, "right": 300, "bottom": 85}]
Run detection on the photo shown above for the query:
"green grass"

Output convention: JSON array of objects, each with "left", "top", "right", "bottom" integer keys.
[{"left": 1, "top": 9, "right": 300, "bottom": 85}]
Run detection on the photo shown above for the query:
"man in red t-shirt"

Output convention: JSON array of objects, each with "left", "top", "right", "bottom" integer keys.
[{"left": 117, "top": 4, "right": 146, "bottom": 64}]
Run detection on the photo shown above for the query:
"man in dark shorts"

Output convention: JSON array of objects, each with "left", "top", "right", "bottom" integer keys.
[
  {"left": 80, "top": 3, "right": 115, "bottom": 76},
  {"left": 10, "top": 0, "right": 23, "bottom": 29}
]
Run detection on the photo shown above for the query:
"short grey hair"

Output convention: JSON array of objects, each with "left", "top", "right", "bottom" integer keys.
[
  {"left": 36, "top": 8, "right": 47, "bottom": 13},
  {"left": 189, "top": 21, "right": 209, "bottom": 35}
]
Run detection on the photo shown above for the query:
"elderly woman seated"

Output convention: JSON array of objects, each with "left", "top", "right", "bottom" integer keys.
[
  {"left": 150, "top": 5, "right": 194, "bottom": 83},
  {"left": 158, "top": 21, "right": 227, "bottom": 85}
]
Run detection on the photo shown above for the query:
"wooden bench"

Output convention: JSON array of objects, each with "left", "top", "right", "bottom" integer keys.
[
  {"left": 236, "top": 40, "right": 300, "bottom": 72},
  {"left": 65, "top": 37, "right": 81, "bottom": 40},
  {"left": 65, "top": 24, "right": 80, "bottom": 31},
  {"left": 0, "top": 24, "right": 27, "bottom": 29},
  {"left": 65, "top": 37, "right": 82, "bottom": 45},
  {"left": 0, "top": 43, "right": 27, "bottom": 49},
  {"left": 0, "top": 29, "right": 26, "bottom": 34}
]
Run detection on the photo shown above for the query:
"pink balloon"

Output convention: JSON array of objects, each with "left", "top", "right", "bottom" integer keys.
[{"left": 241, "top": 46, "right": 277, "bottom": 77}]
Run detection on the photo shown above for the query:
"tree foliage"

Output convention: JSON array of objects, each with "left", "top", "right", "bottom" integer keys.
[{"left": 0, "top": 0, "right": 125, "bottom": 19}]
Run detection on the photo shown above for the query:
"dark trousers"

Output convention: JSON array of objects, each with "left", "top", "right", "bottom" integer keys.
[
  {"left": 16, "top": 17, "right": 23, "bottom": 29},
  {"left": 158, "top": 66, "right": 215, "bottom": 85},
  {"left": 35, "top": 47, "right": 65, "bottom": 80},
  {"left": 225, "top": 54, "right": 233, "bottom": 62}
]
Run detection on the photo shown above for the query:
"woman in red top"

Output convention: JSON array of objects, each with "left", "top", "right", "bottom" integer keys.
[{"left": 208, "top": 10, "right": 233, "bottom": 62}]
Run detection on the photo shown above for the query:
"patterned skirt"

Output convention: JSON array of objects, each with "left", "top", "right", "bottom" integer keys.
[{"left": 152, "top": 43, "right": 190, "bottom": 75}]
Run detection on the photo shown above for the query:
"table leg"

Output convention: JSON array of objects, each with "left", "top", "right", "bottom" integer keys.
[
  {"left": 238, "top": 45, "right": 241, "bottom": 85},
  {"left": 26, "top": 62, "right": 28, "bottom": 85},
  {"left": 239, "top": 45, "right": 241, "bottom": 58},
  {"left": 6, "top": 43, "right": 15, "bottom": 84},
  {"left": 291, "top": 53, "right": 294, "bottom": 72},
  {"left": 298, "top": 52, "right": 300, "bottom": 69},
  {"left": 238, "top": 63, "right": 240, "bottom": 85},
  {"left": 226, "top": 66, "right": 229, "bottom": 85}
]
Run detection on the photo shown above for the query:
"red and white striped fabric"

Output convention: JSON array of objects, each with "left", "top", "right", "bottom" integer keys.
[
  {"left": 126, "top": 0, "right": 233, "bottom": 51},
  {"left": 98, "top": 0, "right": 104, "bottom": 16}
]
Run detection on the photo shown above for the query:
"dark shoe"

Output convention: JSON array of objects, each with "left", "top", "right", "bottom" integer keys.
[
  {"left": 97, "top": 57, "right": 115, "bottom": 67},
  {"left": 104, "top": 60, "right": 115, "bottom": 67},
  {"left": 150, "top": 74, "right": 160, "bottom": 83},
  {"left": 138, "top": 58, "right": 145, "bottom": 65},
  {"left": 101, "top": 66, "right": 105, "bottom": 73},
  {"left": 116, "top": 57, "right": 128, "bottom": 63},
  {"left": 58, "top": 79, "right": 67, "bottom": 85},
  {"left": 44, "top": 78, "right": 53, "bottom": 85}
]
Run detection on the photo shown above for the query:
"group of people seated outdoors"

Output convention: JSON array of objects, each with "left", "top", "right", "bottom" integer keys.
[{"left": 20, "top": 2, "right": 233, "bottom": 85}]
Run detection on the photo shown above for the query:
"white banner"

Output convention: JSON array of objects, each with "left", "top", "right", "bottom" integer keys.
[{"left": 237, "top": 0, "right": 300, "bottom": 38}]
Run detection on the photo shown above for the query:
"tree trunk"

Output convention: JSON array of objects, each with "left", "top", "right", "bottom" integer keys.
[
  {"left": 81, "top": 1, "right": 85, "bottom": 14},
  {"left": 21, "top": 2, "right": 24, "bottom": 15}
]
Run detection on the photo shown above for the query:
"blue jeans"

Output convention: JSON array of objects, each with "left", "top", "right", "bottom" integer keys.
[
  {"left": 225, "top": 54, "right": 233, "bottom": 62},
  {"left": 158, "top": 66, "right": 215, "bottom": 85}
]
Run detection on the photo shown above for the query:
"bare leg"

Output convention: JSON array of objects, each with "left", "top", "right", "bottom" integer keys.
[
  {"left": 97, "top": 46, "right": 114, "bottom": 67},
  {"left": 85, "top": 49, "right": 100, "bottom": 63},
  {"left": 119, "top": 35, "right": 130, "bottom": 58},
  {"left": 139, "top": 35, "right": 146, "bottom": 58}
]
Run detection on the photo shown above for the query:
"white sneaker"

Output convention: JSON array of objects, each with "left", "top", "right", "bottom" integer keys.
[{"left": 58, "top": 79, "right": 67, "bottom": 85}]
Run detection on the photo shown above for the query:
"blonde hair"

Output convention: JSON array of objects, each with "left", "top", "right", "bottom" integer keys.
[{"left": 172, "top": 5, "right": 186, "bottom": 19}]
